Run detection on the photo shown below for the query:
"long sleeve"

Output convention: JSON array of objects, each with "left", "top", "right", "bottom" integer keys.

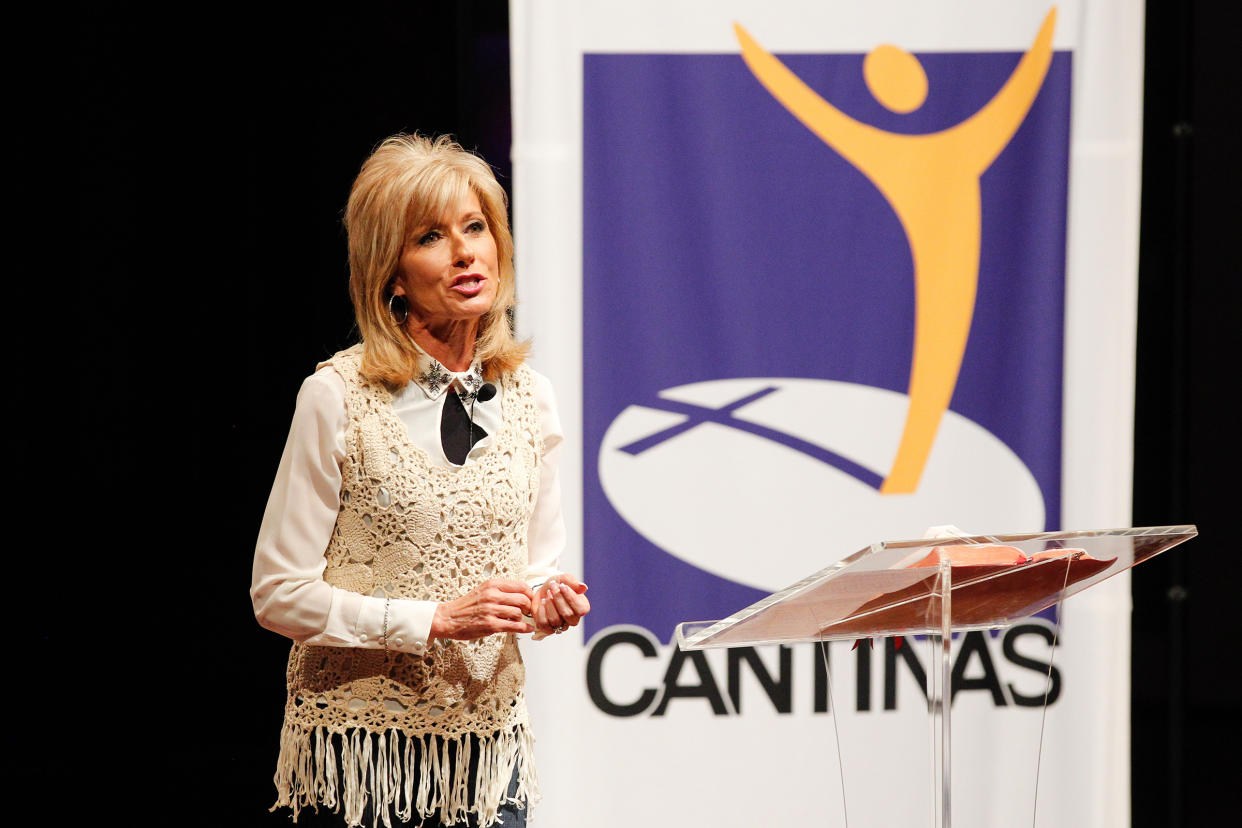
[
  {"left": 524, "top": 370, "right": 568, "bottom": 589},
  {"left": 250, "top": 368, "right": 437, "bottom": 654}
]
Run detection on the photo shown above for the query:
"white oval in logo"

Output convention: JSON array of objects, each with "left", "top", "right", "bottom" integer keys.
[{"left": 598, "top": 378, "right": 1045, "bottom": 592}]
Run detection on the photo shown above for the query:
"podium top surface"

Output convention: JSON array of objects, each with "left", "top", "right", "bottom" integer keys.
[{"left": 675, "top": 525, "right": 1196, "bottom": 650}]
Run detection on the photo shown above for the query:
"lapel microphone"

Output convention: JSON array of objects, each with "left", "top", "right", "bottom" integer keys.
[
  {"left": 470, "top": 383, "right": 498, "bottom": 434},
  {"left": 465, "top": 382, "right": 499, "bottom": 459},
  {"left": 443, "top": 382, "right": 498, "bottom": 465}
]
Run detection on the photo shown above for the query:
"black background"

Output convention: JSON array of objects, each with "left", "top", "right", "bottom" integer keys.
[
  {"left": 1131, "top": 1, "right": 1239, "bottom": 826},
  {"left": 77, "top": 2, "right": 1236, "bottom": 825}
]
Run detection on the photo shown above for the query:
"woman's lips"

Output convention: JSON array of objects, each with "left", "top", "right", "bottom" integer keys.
[{"left": 451, "top": 274, "right": 486, "bottom": 296}]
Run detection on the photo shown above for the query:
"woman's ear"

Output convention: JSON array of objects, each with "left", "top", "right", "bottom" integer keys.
[{"left": 389, "top": 278, "right": 406, "bottom": 298}]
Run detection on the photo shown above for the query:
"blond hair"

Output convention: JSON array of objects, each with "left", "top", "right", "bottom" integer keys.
[{"left": 345, "top": 134, "right": 528, "bottom": 386}]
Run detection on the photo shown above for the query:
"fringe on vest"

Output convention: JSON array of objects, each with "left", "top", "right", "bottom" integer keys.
[{"left": 271, "top": 723, "right": 539, "bottom": 828}]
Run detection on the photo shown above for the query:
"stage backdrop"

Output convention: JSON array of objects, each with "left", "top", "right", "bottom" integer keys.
[{"left": 511, "top": 1, "right": 1143, "bottom": 825}]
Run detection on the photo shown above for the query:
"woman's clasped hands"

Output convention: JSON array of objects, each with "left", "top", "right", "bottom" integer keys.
[{"left": 429, "top": 575, "right": 591, "bottom": 641}]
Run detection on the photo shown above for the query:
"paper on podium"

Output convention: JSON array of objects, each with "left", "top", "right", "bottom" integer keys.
[{"left": 676, "top": 525, "right": 1196, "bottom": 650}]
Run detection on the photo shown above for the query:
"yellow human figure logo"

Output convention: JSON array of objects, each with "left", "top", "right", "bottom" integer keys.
[{"left": 734, "top": 8, "right": 1057, "bottom": 495}]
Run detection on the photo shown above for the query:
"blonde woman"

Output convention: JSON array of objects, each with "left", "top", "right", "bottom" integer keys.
[{"left": 252, "top": 134, "right": 589, "bottom": 827}]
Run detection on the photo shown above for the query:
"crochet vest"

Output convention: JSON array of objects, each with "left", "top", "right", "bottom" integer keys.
[{"left": 272, "top": 344, "right": 543, "bottom": 827}]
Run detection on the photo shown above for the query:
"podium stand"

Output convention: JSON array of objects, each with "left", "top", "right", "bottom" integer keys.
[{"left": 674, "top": 525, "right": 1196, "bottom": 828}]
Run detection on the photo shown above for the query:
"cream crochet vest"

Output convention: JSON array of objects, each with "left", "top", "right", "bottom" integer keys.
[{"left": 272, "top": 344, "right": 542, "bottom": 827}]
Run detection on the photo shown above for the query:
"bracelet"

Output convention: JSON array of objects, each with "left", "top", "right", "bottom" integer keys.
[{"left": 382, "top": 598, "right": 391, "bottom": 650}]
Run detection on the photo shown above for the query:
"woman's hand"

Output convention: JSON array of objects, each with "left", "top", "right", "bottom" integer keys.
[
  {"left": 532, "top": 575, "right": 591, "bottom": 637},
  {"left": 431, "top": 579, "right": 535, "bottom": 640}
]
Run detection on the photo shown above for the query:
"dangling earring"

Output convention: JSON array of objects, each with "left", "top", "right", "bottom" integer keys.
[{"left": 388, "top": 293, "right": 409, "bottom": 325}]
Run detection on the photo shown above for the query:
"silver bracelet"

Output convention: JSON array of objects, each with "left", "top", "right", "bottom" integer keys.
[{"left": 382, "top": 598, "right": 391, "bottom": 650}]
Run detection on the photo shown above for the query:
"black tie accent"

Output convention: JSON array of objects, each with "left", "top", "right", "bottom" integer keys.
[{"left": 440, "top": 390, "right": 488, "bottom": 465}]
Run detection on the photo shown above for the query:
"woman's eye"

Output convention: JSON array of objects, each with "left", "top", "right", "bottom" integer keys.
[
  {"left": 417, "top": 230, "right": 441, "bottom": 246},
  {"left": 466, "top": 220, "right": 486, "bottom": 234}
]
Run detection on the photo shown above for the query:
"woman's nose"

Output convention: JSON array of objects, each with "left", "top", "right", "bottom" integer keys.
[{"left": 452, "top": 232, "right": 476, "bottom": 267}]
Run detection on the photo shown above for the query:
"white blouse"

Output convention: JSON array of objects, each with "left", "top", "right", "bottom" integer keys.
[{"left": 251, "top": 349, "right": 566, "bottom": 656}]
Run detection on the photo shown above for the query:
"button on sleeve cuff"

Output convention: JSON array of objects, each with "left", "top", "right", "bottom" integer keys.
[{"left": 354, "top": 596, "right": 436, "bottom": 654}]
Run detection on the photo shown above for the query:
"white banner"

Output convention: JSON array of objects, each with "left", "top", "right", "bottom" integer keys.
[{"left": 511, "top": 2, "right": 1143, "bottom": 825}]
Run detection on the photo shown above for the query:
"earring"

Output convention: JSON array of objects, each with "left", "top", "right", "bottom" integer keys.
[{"left": 388, "top": 294, "right": 409, "bottom": 325}]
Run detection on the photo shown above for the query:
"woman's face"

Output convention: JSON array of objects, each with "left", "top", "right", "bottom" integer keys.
[{"left": 392, "top": 190, "right": 499, "bottom": 328}]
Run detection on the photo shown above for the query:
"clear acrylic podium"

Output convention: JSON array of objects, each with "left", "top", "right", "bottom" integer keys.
[{"left": 674, "top": 525, "right": 1197, "bottom": 828}]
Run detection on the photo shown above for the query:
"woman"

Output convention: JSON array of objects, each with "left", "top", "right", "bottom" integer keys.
[{"left": 251, "top": 134, "right": 590, "bottom": 827}]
